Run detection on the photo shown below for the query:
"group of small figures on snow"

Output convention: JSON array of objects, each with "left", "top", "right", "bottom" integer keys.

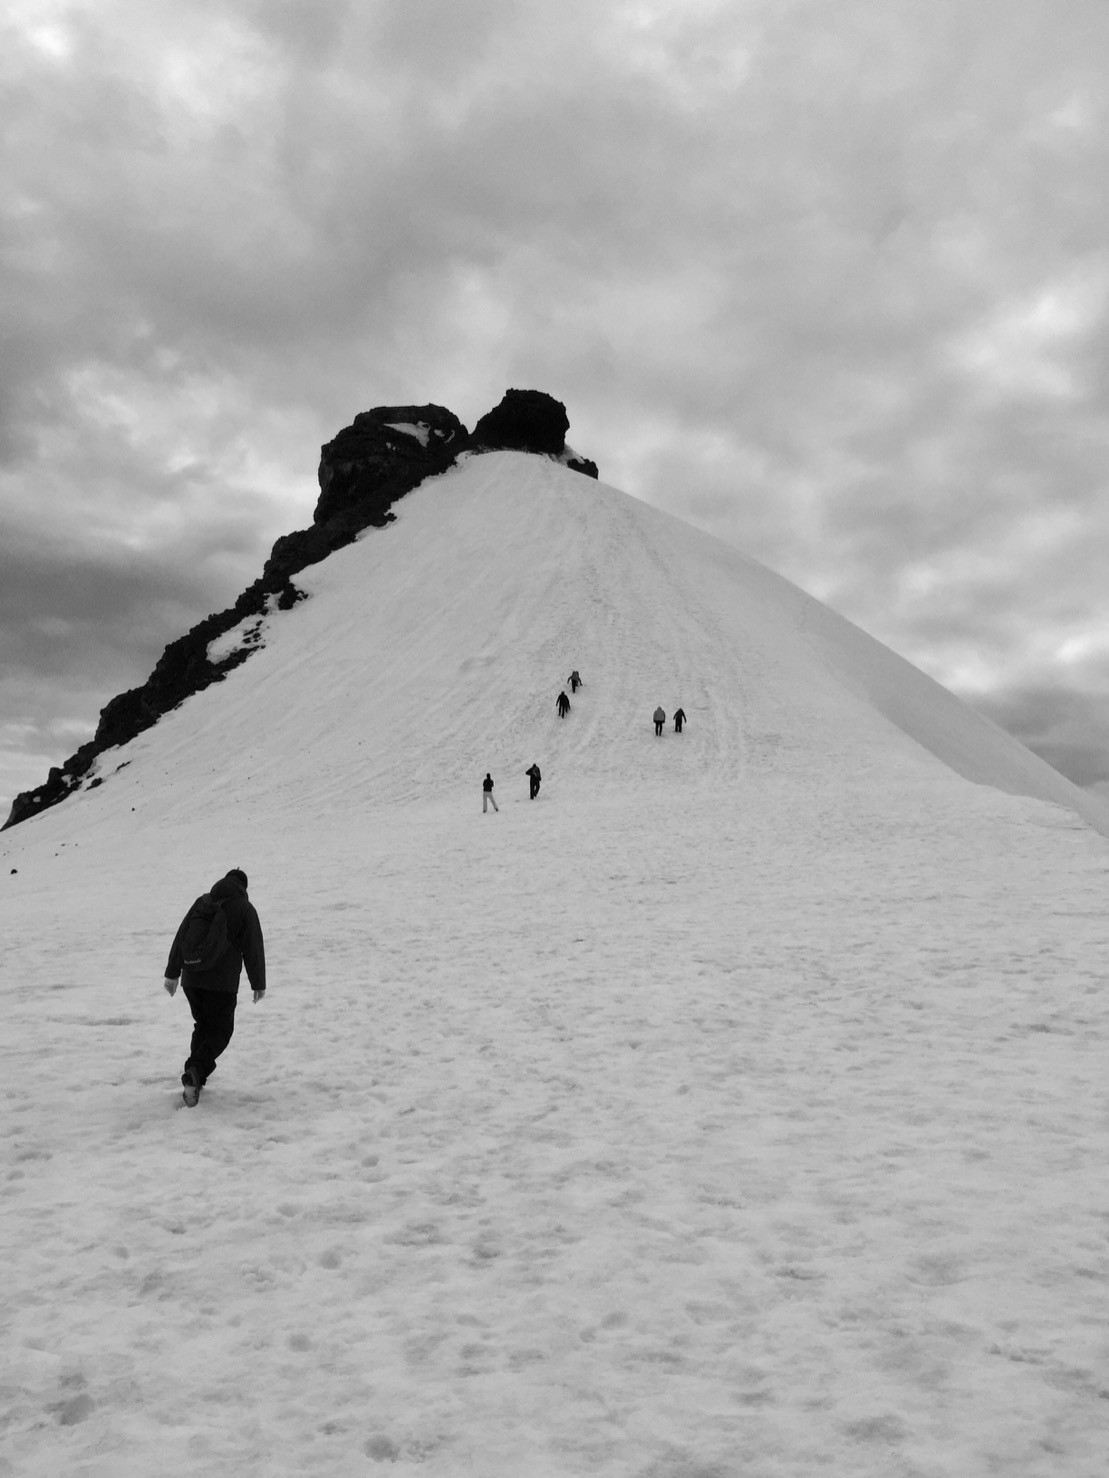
[{"left": 482, "top": 670, "right": 688, "bottom": 813}]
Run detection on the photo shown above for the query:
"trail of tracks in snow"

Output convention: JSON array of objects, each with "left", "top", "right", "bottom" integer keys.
[{"left": 5, "top": 776, "right": 1109, "bottom": 1476}]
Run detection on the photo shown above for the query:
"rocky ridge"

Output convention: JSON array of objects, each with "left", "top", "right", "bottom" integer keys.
[{"left": 4, "top": 390, "right": 596, "bottom": 829}]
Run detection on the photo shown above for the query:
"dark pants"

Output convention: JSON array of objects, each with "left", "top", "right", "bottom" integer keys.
[
  {"left": 183, "top": 985, "right": 238, "bottom": 1086},
  {"left": 529, "top": 779, "right": 540, "bottom": 799},
  {"left": 654, "top": 721, "right": 663, "bottom": 735}
]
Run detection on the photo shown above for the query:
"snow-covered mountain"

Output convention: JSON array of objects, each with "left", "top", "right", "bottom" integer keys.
[
  {"left": 4, "top": 452, "right": 1107, "bottom": 1477},
  {"left": 11, "top": 448, "right": 1109, "bottom": 838}
]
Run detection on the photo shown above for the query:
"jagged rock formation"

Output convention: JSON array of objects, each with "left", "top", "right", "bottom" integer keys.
[
  {"left": 471, "top": 390, "right": 598, "bottom": 478},
  {"left": 471, "top": 389, "right": 570, "bottom": 455},
  {"left": 4, "top": 393, "right": 597, "bottom": 829},
  {"left": 563, "top": 450, "right": 599, "bottom": 479},
  {"left": 314, "top": 404, "right": 467, "bottom": 528},
  {"left": 261, "top": 405, "right": 467, "bottom": 588}
]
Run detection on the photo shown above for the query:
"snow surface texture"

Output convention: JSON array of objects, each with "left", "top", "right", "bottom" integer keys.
[{"left": 3, "top": 453, "right": 1108, "bottom": 1477}]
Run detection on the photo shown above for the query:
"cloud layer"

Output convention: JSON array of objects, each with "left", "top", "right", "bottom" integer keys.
[{"left": 4, "top": 0, "right": 1109, "bottom": 810}]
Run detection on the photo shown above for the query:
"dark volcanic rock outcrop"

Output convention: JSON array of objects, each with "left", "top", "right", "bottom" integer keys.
[
  {"left": 564, "top": 451, "right": 599, "bottom": 479},
  {"left": 4, "top": 394, "right": 595, "bottom": 829},
  {"left": 260, "top": 406, "right": 467, "bottom": 589},
  {"left": 4, "top": 567, "right": 313, "bottom": 829},
  {"left": 314, "top": 404, "right": 467, "bottom": 526},
  {"left": 471, "top": 389, "right": 598, "bottom": 478},
  {"left": 471, "top": 389, "right": 570, "bottom": 456}
]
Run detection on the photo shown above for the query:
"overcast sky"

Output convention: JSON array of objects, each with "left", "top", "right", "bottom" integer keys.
[{"left": 3, "top": 0, "right": 1108, "bottom": 815}]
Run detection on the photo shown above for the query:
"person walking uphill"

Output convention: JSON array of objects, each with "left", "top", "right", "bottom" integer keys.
[
  {"left": 653, "top": 706, "right": 666, "bottom": 736},
  {"left": 483, "top": 772, "right": 499, "bottom": 812},
  {"left": 557, "top": 691, "right": 571, "bottom": 718},
  {"left": 673, "top": 707, "right": 686, "bottom": 733},
  {"left": 163, "top": 868, "right": 265, "bottom": 1107},
  {"left": 526, "top": 763, "right": 541, "bottom": 799}
]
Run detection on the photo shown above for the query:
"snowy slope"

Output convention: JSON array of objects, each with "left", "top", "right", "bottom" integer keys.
[
  {"left": 20, "top": 448, "right": 1109, "bottom": 835},
  {"left": 3, "top": 453, "right": 1109, "bottom": 1478}
]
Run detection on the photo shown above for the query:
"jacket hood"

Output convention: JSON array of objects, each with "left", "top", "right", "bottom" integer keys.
[{"left": 211, "top": 875, "right": 247, "bottom": 902}]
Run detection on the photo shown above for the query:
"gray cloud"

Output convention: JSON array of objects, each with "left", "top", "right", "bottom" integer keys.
[
  {"left": 3, "top": 0, "right": 1109, "bottom": 810},
  {"left": 976, "top": 684, "right": 1109, "bottom": 790}
]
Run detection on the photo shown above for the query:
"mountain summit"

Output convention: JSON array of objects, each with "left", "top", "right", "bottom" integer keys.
[{"left": 7, "top": 438, "right": 1108, "bottom": 838}]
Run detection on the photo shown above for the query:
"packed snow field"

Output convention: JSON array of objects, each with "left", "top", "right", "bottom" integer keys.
[{"left": 3, "top": 454, "right": 1108, "bottom": 1476}]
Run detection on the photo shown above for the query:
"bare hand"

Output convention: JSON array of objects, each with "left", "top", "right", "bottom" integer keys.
[{"left": 253, "top": 990, "right": 265, "bottom": 1003}]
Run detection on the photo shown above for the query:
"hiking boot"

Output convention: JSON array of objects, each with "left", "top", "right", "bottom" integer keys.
[{"left": 181, "top": 1067, "right": 201, "bottom": 1107}]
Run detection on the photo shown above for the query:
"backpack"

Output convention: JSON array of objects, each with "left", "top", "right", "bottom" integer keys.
[{"left": 180, "top": 894, "right": 230, "bottom": 973}]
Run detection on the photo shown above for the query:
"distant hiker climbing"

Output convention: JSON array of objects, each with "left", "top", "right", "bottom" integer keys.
[
  {"left": 483, "top": 772, "right": 499, "bottom": 812},
  {"left": 557, "top": 691, "right": 571, "bottom": 718},
  {"left": 673, "top": 707, "right": 686, "bottom": 733},
  {"left": 653, "top": 706, "right": 666, "bottom": 736},
  {"left": 526, "top": 763, "right": 542, "bottom": 800},
  {"left": 568, "top": 670, "right": 582, "bottom": 693},
  {"left": 163, "top": 868, "right": 266, "bottom": 1108}
]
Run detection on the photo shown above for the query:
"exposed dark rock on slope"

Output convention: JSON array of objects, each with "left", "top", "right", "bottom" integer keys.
[
  {"left": 4, "top": 393, "right": 596, "bottom": 829},
  {"left": 470, "top": 389, "right": 599, "bottom": 479},
  {"left": 261, "top": 405, "right": 467, "bottom": 591},
  {"left": 314, "top": 405, "right": 467, "bottom": 527},
  {"left": 472, "top": 389, "right": 569, "bottom": 455}
]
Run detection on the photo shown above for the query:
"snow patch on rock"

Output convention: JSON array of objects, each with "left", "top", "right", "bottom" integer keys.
[{"left": 383, "top": 421, "right": 431, "bottom": 447}]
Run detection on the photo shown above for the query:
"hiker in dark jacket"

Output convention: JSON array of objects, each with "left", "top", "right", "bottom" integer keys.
[
  {"left": 568, "top": 670, "right": 582, "bottom": 693},
  {"left": 482, "top": 772, "right": 499, "bottom": 813},
  {"left": 653, "top": 706, "right": 666, "bottom": 736},
  {"left": 526, "top": 763, "right": 541, "bottom": 799},
  {"left": 673, "top": 707, "right": 686, "bottom": 733},
  {"left": 557, "top": 691, "right": 571, "bottom": 718},
  {"left": 163, "top": 868, "right": 265, "bottom": 1106}
]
